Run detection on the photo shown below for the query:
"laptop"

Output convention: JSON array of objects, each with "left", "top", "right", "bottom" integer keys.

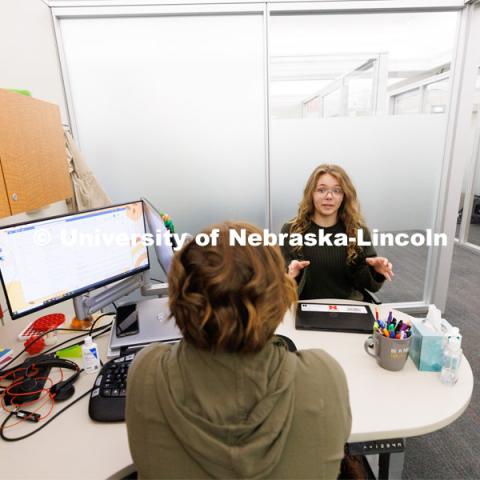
[
  {"left": 109, "top": 297, "right": 182, "bottom": 351},
  {"left": 296, "top": 302, "right": 375, "bottom": 334}
]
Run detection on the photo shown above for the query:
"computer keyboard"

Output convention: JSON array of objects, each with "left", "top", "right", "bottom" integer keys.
[{"left": 88, "top": 351, "right": 139, "bottom": 422}]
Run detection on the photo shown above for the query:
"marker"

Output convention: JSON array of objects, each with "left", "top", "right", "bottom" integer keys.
[
  {"left": 377, "top": 319, "right": 386, "bottom": 329},
  {"left": 395, "top": 320, "right": 403, "bottom": 333},
  {"left": 375, "top": 308, "right": 379, "bottom": 321},
  {"left": 387, "top": 311, "right": 393, "bottom": 324}
]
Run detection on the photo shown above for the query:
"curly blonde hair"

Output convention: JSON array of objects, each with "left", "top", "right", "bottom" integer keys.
[
  {"left": 289, "top": 164, "right": 366, "bottom": 264},
  {"left": 168, "top": 221, "right": 297, "bottom": 353}
]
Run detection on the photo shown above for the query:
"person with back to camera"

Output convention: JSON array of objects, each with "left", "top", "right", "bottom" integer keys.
[
  {"left": 126, "top": 221, "right": 352, "bottom": 479},
  {"left": 281, "top": 164, "right": 394, "bottom": 301}
]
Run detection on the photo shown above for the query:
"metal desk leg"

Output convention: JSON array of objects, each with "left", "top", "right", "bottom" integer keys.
[
  {"left": 379, "top": 451, "right": 405, "bottom": 480},
  {"left": 348, "top": 438, "right": 406, "bottom": 480}
]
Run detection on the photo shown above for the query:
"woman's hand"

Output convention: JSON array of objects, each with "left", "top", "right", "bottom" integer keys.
[
  {"left": 288, "top": 260, "right": 310, "bottom": 279},
  {"left": 365, "top": 257, "right": 394, "bottom": 281}
]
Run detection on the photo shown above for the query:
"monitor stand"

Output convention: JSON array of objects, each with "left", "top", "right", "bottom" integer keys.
[{"left": 71, "top": 273, "right": 146, "bottom": 328}]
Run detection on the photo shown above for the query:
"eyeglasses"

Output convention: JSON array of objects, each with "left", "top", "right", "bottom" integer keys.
[{"left": 315, "top": 187, "right": 344, "bottom": 198}]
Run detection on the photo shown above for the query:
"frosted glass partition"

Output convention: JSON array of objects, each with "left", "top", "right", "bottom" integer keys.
[
  {"left": 269, "top": 11, "right": 458, "bottom": 303},
  {"left": 465, "top": 71, "right": 480, "bottom": 247},
  {"left": 59, "top": 14, "right": 266, "bottom": 235},
  {"left": 271, "top": 115, "right": 447, "bottom": 232}
]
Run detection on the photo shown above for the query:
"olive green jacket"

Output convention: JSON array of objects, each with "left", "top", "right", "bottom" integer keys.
[{"left": 126, "top": 338, "right": 351, "bottom": 479}]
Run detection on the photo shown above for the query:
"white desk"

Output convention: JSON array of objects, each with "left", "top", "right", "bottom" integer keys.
[
  {"left": 277, "top": 301, "right": 474, "bottom": 443},
  {"left": 0, "top": 301, "right": 474, "bottom": 479}
]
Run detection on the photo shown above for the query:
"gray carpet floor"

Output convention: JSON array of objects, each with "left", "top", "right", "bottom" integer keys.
[
  {"left": 456, "top": 223, "right": 480, "bottom": 247},
  {"left": 400, "top": 245, "right": 480, "bottom": 480},
  {"left": 375, "top": 241, "right": 428, "bottom": 303},
  {"left": 468, "top": 224, "right": 480, "bottom": 245},
  {"left": 375, "top": 226, "right": 480, "bottom": 304}
]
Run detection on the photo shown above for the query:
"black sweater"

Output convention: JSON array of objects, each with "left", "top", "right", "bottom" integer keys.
[{"left": 280, "top": 221, "right": 385, "bottom": 300}]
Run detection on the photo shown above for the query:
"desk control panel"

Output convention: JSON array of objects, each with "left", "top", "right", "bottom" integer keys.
[{"left": 347, "top": 438, "right": 405, "bottom": 456}]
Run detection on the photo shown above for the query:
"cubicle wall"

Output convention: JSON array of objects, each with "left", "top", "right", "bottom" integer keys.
[
  {"left": 271, "top": 115, "right": 447, "bottom": 233},
  {"left": 58, "top": 11, "right": 267, "bottom": 235},
  {"left": 49, "top": 0, "right": 480, "bottom": 310}
]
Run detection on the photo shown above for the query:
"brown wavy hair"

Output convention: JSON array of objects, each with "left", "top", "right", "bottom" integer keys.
[
  {"left": 168, "top": 221, "right": 297, "bottom": 353},
  {"left": 289, "top": 164, "right": 366, "bottom": 264}
]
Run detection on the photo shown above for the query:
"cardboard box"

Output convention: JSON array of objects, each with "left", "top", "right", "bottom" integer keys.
[{"left": 409, "top": 318, "right": 451, "bottom": 371}]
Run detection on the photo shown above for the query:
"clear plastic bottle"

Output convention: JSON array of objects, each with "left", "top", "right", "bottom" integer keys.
[
  {"left": 82, "top": 335, "right": 100, "bottom": 373},
  {"left": 440, "top": 327, "right": 462, "bottom": 385}
]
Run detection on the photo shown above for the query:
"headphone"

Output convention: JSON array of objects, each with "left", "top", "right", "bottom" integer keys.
[{"left": 2, "top": 354, "right": 81, "bottom": 405}]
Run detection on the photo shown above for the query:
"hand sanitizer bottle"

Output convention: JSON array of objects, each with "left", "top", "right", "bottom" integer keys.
[
  {"left": 82, "top": 335, "right": 100, "bottom": 373},
  {"left": 440, "top": 327, "right": 462, "bottom": 385}
]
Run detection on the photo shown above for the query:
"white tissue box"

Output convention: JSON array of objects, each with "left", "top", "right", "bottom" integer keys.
[{"left": 409, "top": 318, "right": 452, "bottom": 372}]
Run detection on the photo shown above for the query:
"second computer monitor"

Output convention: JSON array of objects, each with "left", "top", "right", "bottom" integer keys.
[{"left": 141, "top": 198, "right": 174, "bottom": 276}]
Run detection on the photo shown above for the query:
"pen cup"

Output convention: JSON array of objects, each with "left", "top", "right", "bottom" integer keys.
[{"left": 364, "top": 331, "right": 412, "bottom": 371}]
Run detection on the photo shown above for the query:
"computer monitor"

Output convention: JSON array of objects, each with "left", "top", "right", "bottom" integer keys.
[
  {"left": 0, "top": 201, "right": 150, "bottom": 320},
  {"left": 141, "top": 197, "right": 174, "bottom": 276}
]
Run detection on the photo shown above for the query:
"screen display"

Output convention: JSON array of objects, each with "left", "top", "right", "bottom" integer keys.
[{"left": 0, "top": 201, "right": 149, "bottom": 319}]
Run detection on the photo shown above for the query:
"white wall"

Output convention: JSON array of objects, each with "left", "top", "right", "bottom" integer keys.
[{"left": 0, "top": 0, "right": 67, "bottom": 120}]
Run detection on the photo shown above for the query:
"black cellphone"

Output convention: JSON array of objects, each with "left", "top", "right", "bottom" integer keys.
[{"left": 115, "top": 303, "right": 139, "bottom": 337}]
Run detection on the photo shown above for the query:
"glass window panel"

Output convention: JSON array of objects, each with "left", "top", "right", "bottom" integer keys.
[
  {"left": 270, "top": 11, "right": 458, "bottom": 303},
  {"left": 347, "top": 76, "right": 373, "bottom": 116},
  {"left": 324, "top": 89, "right": 342, "bottom": 118},
  {"left": 393, "top": 88, "right": 421, "bottom": 115},
  {"left": 424, "top": 79, "right": 449, "bottom": 114},
  {"left": 457, "top": 68, "right": 480, "bottom": 246},
  {"left": 467, "top": 70, "right": 480, "bottom": 246}
]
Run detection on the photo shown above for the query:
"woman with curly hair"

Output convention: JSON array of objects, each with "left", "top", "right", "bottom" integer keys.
[
  {"left": 126, "top": 221, "right": 351, "bottom": 479},
  {"left": 281, "top": 164, "right": 393, "bottom": 300}
]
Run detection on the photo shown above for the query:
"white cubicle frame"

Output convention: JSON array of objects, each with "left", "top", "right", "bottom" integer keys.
[{"left": 46, "top": 0, "right": 480, "bottom": 313}]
